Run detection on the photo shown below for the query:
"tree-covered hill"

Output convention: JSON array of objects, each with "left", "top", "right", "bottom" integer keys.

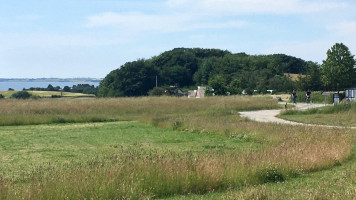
[{"left": 98, "top": 48, "right": 311, "bottom": 97}]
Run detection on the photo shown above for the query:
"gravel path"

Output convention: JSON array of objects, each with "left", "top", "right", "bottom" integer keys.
[{"left": 239, "top": 103, "right": 355, "bottom": 129}]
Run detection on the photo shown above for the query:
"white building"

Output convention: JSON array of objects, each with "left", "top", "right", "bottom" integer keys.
[
  {"left": 188, "top": 86, "right": 206, "bottom": 98},
  {"left": 345, "top": 87, "right": 356, "bottom": 102}
]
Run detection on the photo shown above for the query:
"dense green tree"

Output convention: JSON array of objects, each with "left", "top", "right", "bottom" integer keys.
[
  {"left": 193, "top": 58, "right": 215, "bottom": 85},
  {"left": 208, "top": 75, "right": 227, "bottom": 95},
  {"left": 228, "top": 79, "right": 243, "bottom": 95},
  {"left": 297, "top": 62, "right": 322, "bottom": 91},
  {"left": 321, "top": 43, "right": 356, "bottom": 91},
  {"left": 98, "top": 59, "right": 157, "bottom": 97},
  {"left": 63, "top": 86, "right": 71, "bottom": 92},
  {"left": 148, "top": 87, "right": 166, "bottom": 96},
  {"left": 11, "top": 91, "right": 31, "bottom": 99},
  {"left": 99, "top": 48, "right": 312, "bottom": 97},
  {"left": 160, "top": 65, "right": 190, "bottom": 87},
  {"left": 47, "top": 84, "right": 55, "bottom": 91}
]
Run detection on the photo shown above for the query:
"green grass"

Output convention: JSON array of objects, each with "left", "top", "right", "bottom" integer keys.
[
  {"left": 0, "top": 96, "right": 280, "bottom": 127},
  {"left": 280, "top": 102, "right": 356, "bottom": 126},
  {"left": 168, "top": 146, "right": 356, "bottom": 200},
  {"left": 0, "top": 96, "right": 354, "bottom": 199},
  {"left": 0, "top": 121, "right": 257, "bottom": 182}
]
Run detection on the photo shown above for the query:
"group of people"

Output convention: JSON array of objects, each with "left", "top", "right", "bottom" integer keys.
[{"left": 292, "top": 90, "right": 311, "bottom": 104}]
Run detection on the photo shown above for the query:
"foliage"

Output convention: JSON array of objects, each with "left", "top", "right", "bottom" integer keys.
[
  {"left": 98, "top": 59, "right": 157, "bottom": 97},
  {"left": 99, "top": 48, "right": 310, "bottom": 97},
  {"left": 10, "top": 91, "right": 32, "bottom": 99},
  {"left": 208, "top": 75, "right": 228, "bottom": 95},
  {"left": 25, "top": 84, "right": 98, "bottom": 95},
  {"left": 321, "top": 43, "right": 356, "bottom": 91},
  {"left": 0, "top": 94, "right": 4, "bottom": 99},
  {"left": 63, "top": 86, "right": 71, "bottom": 92},
  {"left": 289, "top": 91, "right": 333, "bottom": 104},
  {"left": 297, "top": 62, "right": 322, "bottom": 91},
  {"left": 71, "top": 84, "right": 98, "bottom": 95},
  {"left": 148, "top": 87, "right": 167, "bottom": 96}
]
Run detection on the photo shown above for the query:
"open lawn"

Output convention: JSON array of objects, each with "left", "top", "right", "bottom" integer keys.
[{"left": 0, "top": 96, "right": 354, "bottom": 199}]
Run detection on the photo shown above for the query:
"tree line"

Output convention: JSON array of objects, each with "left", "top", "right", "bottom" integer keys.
[
  {"left": 24, "top": 84, "right": 98, "bottom": 95},
  {"left": 98, "top": 43, "right": 356, "bottom": 97}
]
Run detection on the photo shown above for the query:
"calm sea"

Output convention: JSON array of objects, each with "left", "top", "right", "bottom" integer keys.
[{"left": 0, "top": 82, "right": 100, "bottom": 91}]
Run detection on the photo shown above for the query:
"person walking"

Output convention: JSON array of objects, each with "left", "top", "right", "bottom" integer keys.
[
  {"left": 292, "top": 90, "right": 297, "bottom": 104},
  {"left": 305, "top": 89, "right": 311, "bottom": 103}
]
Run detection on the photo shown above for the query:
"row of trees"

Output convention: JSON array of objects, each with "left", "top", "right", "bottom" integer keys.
[
  {"left": 24, "top": 84, "right": 98, "bottom": 95},
  {"left": 98, "top": 44, "right": 356, "bottom": 97}
]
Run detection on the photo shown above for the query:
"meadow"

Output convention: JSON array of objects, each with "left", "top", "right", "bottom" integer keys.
[
  {"left": 280, "top": 102, "right": 356, "bottom": 127},
  {"left": 0, "top": 96, "right": 354, "bottom": 199}
]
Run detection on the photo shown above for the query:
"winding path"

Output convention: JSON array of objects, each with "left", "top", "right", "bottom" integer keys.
[{"left": 239, "top": 103, "right": 356, "bottom": 129}]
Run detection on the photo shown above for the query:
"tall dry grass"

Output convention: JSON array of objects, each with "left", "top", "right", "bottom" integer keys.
[
  {"left": 0, "top": 125, "right": 352, "bottom": 199},
  {"left": 0, "top": 96, "right": 277, "bottom": 126},
  {"left": 0, "top": 96, "right": 354, "bottom": 199}
]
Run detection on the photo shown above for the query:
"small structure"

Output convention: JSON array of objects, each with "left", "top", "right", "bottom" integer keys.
[
  {"left": 322, "top": 92, "right": 331, "bottom": 105},
  {"left": 188, "top": 86, "right": 206, "bottom": 98},
  {"left": 345, "top": 87, "right": 356, "bottom": 102},
  {"left": 333, "top": 93, "right": 340, "bottom": 105}
]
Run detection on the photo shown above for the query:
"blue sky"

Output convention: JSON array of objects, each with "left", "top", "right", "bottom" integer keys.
[{"left": 1, "top": 0, "right": 356, "bottom": 78}]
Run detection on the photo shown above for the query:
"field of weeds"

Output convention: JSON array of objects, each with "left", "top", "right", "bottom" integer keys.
[{"left": 0, "top": 96, "right": 354, "bottom": 199}]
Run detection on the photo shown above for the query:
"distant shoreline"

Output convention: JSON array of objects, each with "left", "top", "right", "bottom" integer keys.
[{"left": 0, "top": 78, "right": 102, "bottom": 82}]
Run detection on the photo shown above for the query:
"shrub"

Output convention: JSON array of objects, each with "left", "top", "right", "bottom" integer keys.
[
  {"left": 257, "top": 166, "right": 285, "bottom": 183},
  {"left": 0, "top": 94, "right": 4, "bottom": 99},
  {"left": 291, "top": 91, "right": 333, "bottom": 103},
  {"left": 148, "top": 87, "right": 166, "bottom": 96},
  {"left": 11, "top": 91, "right": 31, "bottom": 99}
]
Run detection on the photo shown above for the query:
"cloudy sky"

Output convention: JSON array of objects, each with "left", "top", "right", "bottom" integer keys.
[{"left": 1, "top": 0, "right": 355, "bottom": 78}]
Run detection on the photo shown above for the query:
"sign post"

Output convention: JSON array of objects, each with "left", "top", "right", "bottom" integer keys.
[{"left": 322, "top": 92, "right": 331, "bottom": 105}]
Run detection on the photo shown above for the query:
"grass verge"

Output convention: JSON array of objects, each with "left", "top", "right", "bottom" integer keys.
[{"left": 280, "top": 102, "right": 356, "bottom": 126}]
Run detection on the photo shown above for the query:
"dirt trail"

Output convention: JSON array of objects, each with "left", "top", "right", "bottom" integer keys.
[{"left": 239, "top": 103, "right": 355, "bottom": 129}]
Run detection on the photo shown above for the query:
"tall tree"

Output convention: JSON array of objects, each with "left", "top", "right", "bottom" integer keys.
[
  {"left": 98, "top": 59, "right": 157, "bottom": 97},
  {"left": 321, "top": 43, "right": 356, "bottom": 92}
]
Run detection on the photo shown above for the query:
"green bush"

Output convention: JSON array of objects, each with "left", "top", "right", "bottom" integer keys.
[
  {"left": 290, "top": 91, "right": 333, "bottom": 103},
  {"left": 257, "top": 166, "right": 285, "bottom": 183},
  {"left": 11, "top": 91, "right": 31, "bottom": 99},
  {"left": 0, "top": 94, "right": 4, "bottom": 99},
  {"left": 148, "top": 87, "right": 166, "bottom": 96}
]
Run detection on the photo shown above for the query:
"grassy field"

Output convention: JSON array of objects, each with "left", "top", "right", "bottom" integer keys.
[
  {"left": 280, "top": 102, "right": 356, "bottom": 126},
  {"left": 0, "top": 96, "right": 354, "bottom": 199},
  {"left": 168, "top": 146, "right": 356, "bottom": 199},
  {"left": 0, "top": 90, "right": 95, "bottom": 98}
]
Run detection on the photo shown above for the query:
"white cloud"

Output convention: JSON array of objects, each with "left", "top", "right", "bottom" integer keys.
[
  {"left": 262, "top": 40, "right": 336, "bottom": 63},
  {"left": 86, "top": 12, "right": 246, "bottom": 32},
  {"left": 325, "top": 21, "right": 356, "bottom": 55},
  {"left": 327, "top": 21, "right": 356, "bottom": 37},
  {"left": 0, "top": 33, "right": 130, "bottom": 48},
  {"left": 166, "top": 0, "right": 346, "bottom": 15}
]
